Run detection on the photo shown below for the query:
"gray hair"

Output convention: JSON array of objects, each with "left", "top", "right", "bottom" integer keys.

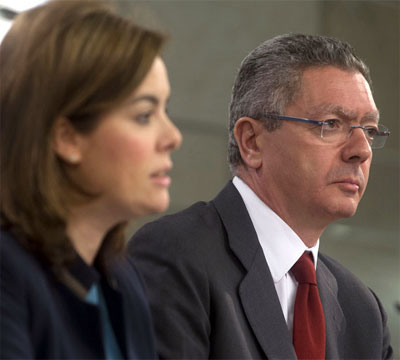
[{"left": 228, "top": 33, "right": 372, "bottom": 173}]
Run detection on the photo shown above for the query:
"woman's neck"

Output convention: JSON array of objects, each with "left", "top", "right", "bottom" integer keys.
[{"left": 66, "top": 203, "right": 115, "bottom": 265}]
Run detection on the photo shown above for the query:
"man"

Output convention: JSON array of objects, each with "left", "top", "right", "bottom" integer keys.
[{"left": 129, "top": 34, "right": 393, "bottom": 359}]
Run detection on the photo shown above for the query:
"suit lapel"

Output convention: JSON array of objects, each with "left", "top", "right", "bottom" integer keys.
[
  {"left": 317, "top": 256, "right": 345, "bottom": 359},
  {"left": 239, "top": 250, "right": 298, "bottom": 359},
  {"left": 212, "top": 182, "right": 297, "bottom": 359}
]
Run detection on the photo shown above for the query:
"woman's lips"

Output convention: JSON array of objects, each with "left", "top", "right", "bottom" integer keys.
[{"left": 150, "top": 169, "right": 172, "bottom": 187}]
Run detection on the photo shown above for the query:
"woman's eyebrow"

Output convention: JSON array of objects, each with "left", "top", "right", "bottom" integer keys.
[{"left": 130, "top": 95, "right": 159, "bottom": 105}]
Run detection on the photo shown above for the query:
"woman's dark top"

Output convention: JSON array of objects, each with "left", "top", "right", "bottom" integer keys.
[{"left": 0, "top": 229, "right": 157, "bottom": 359}]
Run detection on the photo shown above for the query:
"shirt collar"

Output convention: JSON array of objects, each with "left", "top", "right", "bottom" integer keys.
[{"left": 232, "top": 176, "right": 319, "bottom": 283}]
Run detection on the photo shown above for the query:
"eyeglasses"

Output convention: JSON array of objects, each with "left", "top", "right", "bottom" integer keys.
[{"left": 264, "top": 114, "right": 390, "bottom": 149}]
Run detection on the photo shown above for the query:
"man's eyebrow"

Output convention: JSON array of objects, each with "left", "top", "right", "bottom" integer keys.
[
  {"left": 306, "top": 103, "right": 380, "bottom": 122},
  {"left": 306, "top": 104, "right": 357, "bottom": 119},
  {"left": 361, "top": 111, "right": 380, "bottom": 123}
]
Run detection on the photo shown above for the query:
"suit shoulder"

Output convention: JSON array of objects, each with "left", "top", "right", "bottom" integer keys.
[
  {"left": 131, "top": 201, "right": 222, "bottom": 241},
  {"left": 128, "top": 200, "right": 225, "bottom": 259},
  {"left": 146, "top": 200, "right": 218, "bottom": 229}
]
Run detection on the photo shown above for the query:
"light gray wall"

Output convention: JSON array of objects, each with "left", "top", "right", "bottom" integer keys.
[{"left": 120, "top": 1, "right": 400, "bottom": 354}]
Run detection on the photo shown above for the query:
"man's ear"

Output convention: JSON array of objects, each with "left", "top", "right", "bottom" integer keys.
[
  {"left": 233, "top": 117, "right": 264, "bottom": 169},
  {"left": 52, "top": 117, "right": 82, "bottom": 164}
]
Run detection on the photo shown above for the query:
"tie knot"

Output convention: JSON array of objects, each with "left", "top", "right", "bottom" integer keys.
[{"left": 291, "top": 252, "right": 317, "bottom": 285}]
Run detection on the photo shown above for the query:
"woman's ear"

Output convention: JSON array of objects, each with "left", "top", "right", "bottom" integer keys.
[
  {"left": 233, "top": 117, "right": 264, "bottom": 169},
  {"left": 52, "top": 117, "right": 82, "bottom": 164}
]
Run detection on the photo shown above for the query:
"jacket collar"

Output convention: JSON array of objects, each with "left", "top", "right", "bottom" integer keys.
[
  {"left": 317, "top": 256, "right": 345, "bottom": 359},
  {"left": 212, "top": 181, "right": 297, "bottom": 359},
  {"left": 57, "top": 252, "right": 101, "bottom": 300}
]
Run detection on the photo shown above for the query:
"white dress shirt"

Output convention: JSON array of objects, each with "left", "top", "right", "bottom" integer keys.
[{"left": 232, "top": 176, "right": 319, "bottom": 335}]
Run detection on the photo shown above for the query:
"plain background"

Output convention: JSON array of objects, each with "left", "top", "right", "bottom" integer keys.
[{"left": 118, "top": 0, "right": 400, "bottom": 355}]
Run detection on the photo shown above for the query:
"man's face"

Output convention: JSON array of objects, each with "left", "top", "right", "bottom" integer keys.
[{"left": 257, "top": 66, "right": 377, "bottom": 229}]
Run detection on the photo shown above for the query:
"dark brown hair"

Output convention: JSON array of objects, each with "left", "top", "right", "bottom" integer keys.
[{"left": 0, "top": 0, "right": 165, "bottom": 270}]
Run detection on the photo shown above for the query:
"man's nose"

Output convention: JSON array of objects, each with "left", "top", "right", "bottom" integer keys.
[{"left": 342, "top": 127, "right": 372, "bottom": 163}]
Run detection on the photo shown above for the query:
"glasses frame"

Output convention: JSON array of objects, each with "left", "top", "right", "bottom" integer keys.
[{"left": 263, "top": 113, "right": 390, "bottom": 149}]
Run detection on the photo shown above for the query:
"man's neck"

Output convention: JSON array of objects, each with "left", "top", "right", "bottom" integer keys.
[{"left": 235, "top": 172, "right": 326, "bottom": 248}]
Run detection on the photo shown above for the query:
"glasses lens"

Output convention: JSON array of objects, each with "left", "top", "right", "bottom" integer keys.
[
  {"left": 320, "top": 121, "right": 342, "bottom": 142},
  {"left": 321, "top": 122, "right": 390, "bottom": 149},
  {"left": 371, "top": 124, "right": 390, "bottom": 149}
]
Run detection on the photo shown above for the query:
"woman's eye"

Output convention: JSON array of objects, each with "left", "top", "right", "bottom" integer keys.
[{"left": 135, "top": 112, "right": 152, "bottom": 125}]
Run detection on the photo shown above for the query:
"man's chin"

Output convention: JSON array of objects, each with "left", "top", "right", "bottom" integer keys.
[
  {"left": 331, "top": 203, "right": 359, "bottom": 220},
  {"left": 322, "top": 197, "right": 360, "bottom": 221}
]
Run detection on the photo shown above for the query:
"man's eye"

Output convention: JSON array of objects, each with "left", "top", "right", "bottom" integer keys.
[
  {"left": 324, "top": 119, "right": 341, "bottom": 129},
  {"left": 365, "top": 126, "right": 378, "bottom": 137}
]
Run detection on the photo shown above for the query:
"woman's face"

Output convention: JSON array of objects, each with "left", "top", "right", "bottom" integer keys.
[{"left": 69, "top": 57, "right": 182, "bottom": 221}]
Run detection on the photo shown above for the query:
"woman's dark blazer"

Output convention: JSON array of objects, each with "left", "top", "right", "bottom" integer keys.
[{"left": 0, "top": 229, "right": 157, "bottom": 359}]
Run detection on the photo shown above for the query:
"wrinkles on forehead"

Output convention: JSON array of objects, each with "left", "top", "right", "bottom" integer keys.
[{"left": 305, "top": 103, "right": 380, "bottom": 124}]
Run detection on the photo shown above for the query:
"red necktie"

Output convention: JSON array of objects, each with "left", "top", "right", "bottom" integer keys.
[{"left": 291, "top": 252, "right": 326, "bottom": 360}]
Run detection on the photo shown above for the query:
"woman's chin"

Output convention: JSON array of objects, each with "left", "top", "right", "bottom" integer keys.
[{"left": 141, "top": 195, "right": 170, "bottom": 218}]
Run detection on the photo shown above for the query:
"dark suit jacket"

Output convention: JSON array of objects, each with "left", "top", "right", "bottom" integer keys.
[
  {"left": 0, "top": 229, "right": 157, "bottom": 359},
  {"left": 129, "top": 181, "right": 393, "bottom": 359}
]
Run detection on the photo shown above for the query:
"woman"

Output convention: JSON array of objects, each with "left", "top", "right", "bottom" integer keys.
[{"left": 0, "top": 0, "right": 181, "bottom": 358}]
